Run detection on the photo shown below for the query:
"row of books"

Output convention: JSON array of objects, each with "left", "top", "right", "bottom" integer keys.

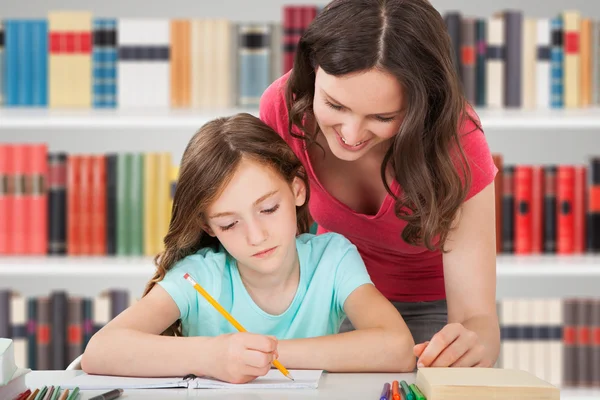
[
  {"left": 497, "top": 297, "right": 600, "bottom": 388},
  {"left": 0, "top": 6, "right": 318, "bottom": 109},
  {"left": 2, "top": 144, "right": 600, "bottom": 257},
  {"left": 491, "top": 155, "right": 600, "bottom": 254},
  {"left": 445, "top": 10, "right": 600, "bottom": 109},
  {"left": 0, "top": 289, "right": 132, "bottom": 371},
  {"left": 0, "top": 144, "right": 177, "bottom": 256},
  {"left": 1, "top": 7, "right": 599, "bottom": 110},
  {"left": 0, "top": 289, "right": 598, "bottom": 388}
]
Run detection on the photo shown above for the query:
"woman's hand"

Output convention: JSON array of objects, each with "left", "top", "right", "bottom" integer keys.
[
  {"left": 207, "top": 332, "right": 278, "bottom": 384},
  {"left": 413, "top": 323, "right": 491, "bottom": 368}
]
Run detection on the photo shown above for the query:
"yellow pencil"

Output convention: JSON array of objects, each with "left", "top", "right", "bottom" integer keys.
[{"left": 183, "top": 273, "right": 295, "bottom": 381}]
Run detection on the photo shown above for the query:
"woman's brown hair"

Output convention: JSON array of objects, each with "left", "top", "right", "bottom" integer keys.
[
  {"left": 286, "top": 0, "right": 475, "bottom": 251},
  {"left": 143, "top": 113, "right": 311, "bottom": 335}
]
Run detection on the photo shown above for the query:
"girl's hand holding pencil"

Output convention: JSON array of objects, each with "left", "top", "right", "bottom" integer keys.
[{"left": 209, "top": 332, "right": 279, "bottom": 384}]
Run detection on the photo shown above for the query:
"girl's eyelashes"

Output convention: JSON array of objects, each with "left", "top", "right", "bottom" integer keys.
[
  {"left": 220, "top": 221, "right": 237, "bottom": 231},
  {"left": 262, "top": 204, "right": 280, "bottom": 214},
  {"left": 217, "top": 204, "right": 279, "bottom": 231},
  {"left": 375, "top": 115, "right": 395, "bottom": 123}
]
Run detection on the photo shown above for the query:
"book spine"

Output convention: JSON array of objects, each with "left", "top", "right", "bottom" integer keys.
[
  {"left": 48, "top": 153, "right": 67, "bottom": 255},
  {"left": 563, "top": 11, "right": 581, "bottom": 108},
  {"left": 557, "top": 166, "right": 575, "bottom": 254},
  {"left": 0, "top": 290, "right": 10, "bottom": 338},
  {"left": 36, "top": 298, "right": 51, "bottom": 370},
  {"left": 28, "top": 144, "right": 48, "bottom": 255},
  {"left": 580, "top": 19, "right": 592, "bottom": 107},
  {"left": 504, "top": 11, "right": 523, "bottom": 108},
  {"left": 577, "top": 300, "right": 593, "bottom": 387},
  {"left": 521, "top": 18, "right": 537, "bottom": 109},
  {"left": 50, "top": 291, "right": 67, "bottom": 369},
  {"left": 589, "top": 158, "right": 600, "bottom": 252},
  {"left": 67, "top": 297, "right": 83, "bottom": 367},
  {"left": 461, "top": 18, "right": 476, "bottom": 105},
  {"left": 27, "top": 298, "right": 37, "bottom": 370},
  {"left": 563, "top": 299, "right": 578, "bottom": 387},
  {"left": 11, "top": 145, "right": 28, "bottom": 254},
  {"left": 444, "top": 12, "right": 462, "bottom": 82},
  {"left": 515, "top": 166, "right": 533, "bottom": 254},
  {"left": 544, "top": 166, "right": 558, "bottom": 253},
  {"left": 574, "top": 166, "right": 587, "bottom": 253},
  {"left": 238, "top": 24, "right": 271, "bottom": 107},
  {"left": 0, "top": 21, "right": 4, "bottom": 106},
  {"left": 105, "top": 154, "right": 118, "bottom": 255},
  {"left": 31, "top": 20, "right": 48, "bottom": 107},
  {"left": 5, "top": 21, "right": 18, "bottom": 106},
  {"left": 550, "top": 17, "right": 564, "bottom": 108},
  {"left": 531, "top": 166, "right": 544, "bottom": 253},
  {"left": 475, "top": 19, "right": 486, "bottom": 106},
  {"left": 0, "top": 145, "right": 11, "bottom": 254},
  {"left": 536, "top": 18, "right": 551, "bottom": 108},
  {"left": 91, "top": 155, "right": 107, "bottom": 255},
  {"left": 67, "top": 155, "right": 81, "bottom": 255},
  {"left": 502, "top": 166, "right": 515, "bottom": 253},
  {"left": 492, "top": 154, "right": 503, "bottom": 253}
]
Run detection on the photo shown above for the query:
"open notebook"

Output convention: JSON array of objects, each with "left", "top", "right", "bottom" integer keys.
[{"left": 61, "top": 369, "right": 323, "bottom": 390}]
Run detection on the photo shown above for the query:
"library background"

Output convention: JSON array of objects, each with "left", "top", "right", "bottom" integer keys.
[{"left": 0, "top": 0, "right": 599, "bottom": 396}]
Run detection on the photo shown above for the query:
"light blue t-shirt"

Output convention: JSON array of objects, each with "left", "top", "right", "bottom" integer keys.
[{"left": 158, "top": 232, "right": 373, "bottom": 339}]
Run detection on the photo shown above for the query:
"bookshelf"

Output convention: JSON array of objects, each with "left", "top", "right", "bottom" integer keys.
[
  {"left": 1, "top": 255, "right": 599, "bottom": 298},
  {"left": 2, "top": 108, "right": 600, "bottom": 129}
]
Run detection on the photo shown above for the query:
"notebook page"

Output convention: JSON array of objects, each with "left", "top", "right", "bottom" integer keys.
[
  {"left": 192, "top": 369, "right": 323, "bottom": 389},
  {"left": 61, "top": 373, "right": 189, "bottom": 390}
]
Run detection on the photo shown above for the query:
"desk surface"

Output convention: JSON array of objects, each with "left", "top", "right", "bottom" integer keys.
[{"left": 25, "top": 371, "right": 600, "bottom": 400}]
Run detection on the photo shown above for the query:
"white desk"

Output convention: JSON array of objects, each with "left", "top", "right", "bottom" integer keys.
[{"left": 25, "top": 371, "right": 600, "bottom": 400}]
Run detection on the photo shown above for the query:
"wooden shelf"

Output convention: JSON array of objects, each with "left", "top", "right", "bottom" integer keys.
[{"left": 2, "top": 108, "right": 600, "bottom": 129}]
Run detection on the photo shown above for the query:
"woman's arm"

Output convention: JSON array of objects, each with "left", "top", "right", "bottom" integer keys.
[
  {"left": 415, "top": 182, "right": 500, "bottom": 367},
  {"left": 277, "top": 284, "right": 416, "bottom": 372}
]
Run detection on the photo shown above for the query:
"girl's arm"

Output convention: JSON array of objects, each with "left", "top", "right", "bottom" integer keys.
[
  {"left": 81, "top": 285, "right": 216, "bottom": 377},
  {"left": 415, "top": 182, "right": 500, "bottom": 367},
  {"left": 277, "top": 283, "right": 416, "bottom": 372},
  {"left": 81, "top": 285, "right": 277, "bottom": 382}
]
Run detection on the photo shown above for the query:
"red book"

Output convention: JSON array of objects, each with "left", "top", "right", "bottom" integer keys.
[
  {"left": 515, "top": 166, "right": 533, "bottom": 254},
  {"left": 574, "top": 166, "right": 587, "bottom": 253},
  {"left": 79, "top": 156, "right": 93, "bottom": 255},
  {"left": 11, "top": 145, "right": 28, "bottom": 255},
  {"left": 558, "top": 165, "right": 576, "bottom": 254},
  {"left": 531, "top": 166, "right": 544, "bottom": 254},
  {"left": 0, "top": 145, "right": 12, "bottom": 255},
  {"left": 67, "top": 155, "right": 81, "bottom": 255},
  {"left": 492, "top": 154, "right": 503, "bottom": 253},
  {"left": 27, "top": 144, "right": 48, "bottom": 255},
  {"left": 91, "top": 155, "right": 107, "bottom": 255}
]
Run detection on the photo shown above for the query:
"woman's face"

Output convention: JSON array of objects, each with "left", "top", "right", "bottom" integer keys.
[{"left": 312, "top": 67, "right": 405, "bottom": 161}]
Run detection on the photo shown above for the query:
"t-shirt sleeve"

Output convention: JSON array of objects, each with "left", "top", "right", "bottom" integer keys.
[
  {"left": 157, "top": 255, "right": 219, "bottom": 321},
  {"left": 460, "top": 109, "right": 498, "bottom": 201},
  {"left": 333, "top": 237, "right": 374, "bottom": 314},
  {"left": 259, "top": 76, "right": 283, "bottom": 133}
]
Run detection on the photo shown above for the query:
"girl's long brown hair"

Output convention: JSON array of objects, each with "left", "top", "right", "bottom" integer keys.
[
  {"left": 143, "top": 113, "right": 311, "bottom": 336},
  {"left": 286, "top": 0, "right": 475, "bottom": 251}
]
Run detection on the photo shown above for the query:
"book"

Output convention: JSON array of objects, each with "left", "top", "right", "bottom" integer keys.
[
  {"left": 415, "top": 368, "right": 559, "bottom": 400},
  {"left": 60, "top": 369, "right": 323, "bottom": 390},
  {"left": 0, "top": 368, "right": 30, "bottom": 400}
]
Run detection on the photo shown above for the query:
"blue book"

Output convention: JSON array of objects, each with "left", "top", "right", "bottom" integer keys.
[
  {"left": 31, "top": 20, "right": 48, "bottom": 107},
  {"left": 93, "top": 18, "right": 118, "bottom": 108},
  {"left": 5, "top": 20, "right": 19, "bottom": 106},
  {"left": 20, "top": 21, "right": 33, "bottom": 106},
  {"left": 0, "top": 21, "right": 4, "bottom": 106},
  {"left": 238, "top": 24, "right": 271, "bottom": 107},
  {"left": 550, "top": 17, "right": 564, "bottom": 108}
]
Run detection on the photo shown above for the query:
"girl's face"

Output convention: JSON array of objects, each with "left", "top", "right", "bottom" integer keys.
[
  {"left": 204, "top": 158, "right": 306, "bottom": 276},
  {"left": 312, "top": 67, "right": 405, "bottom": 161}
]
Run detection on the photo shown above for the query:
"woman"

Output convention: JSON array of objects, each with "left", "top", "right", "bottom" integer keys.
[{"left": 259, "top": 0, "right": 500, "bottom": 368}]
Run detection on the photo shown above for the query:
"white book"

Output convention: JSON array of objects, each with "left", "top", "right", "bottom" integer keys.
[
  {"left": 486, "top": 17, "right": 504, "bottom": 108},
  {"left": 500, "top": 299, "right": 517, "bottom": 371},
  {"left": 536, "top": 19, "right": 551, "bottom": 108},
  {"left": 61, "top": 369, "right": 323, "bottom": 390},
  {"left": 531, "top": 299, "right": 547, "bottom": 382},
  {"left": 9, "top": 295, "right": 27, "bottom": 370},
  {"left": 522, "top": 19, "right": 537, "bottom": 109},
  {"left": 0, "top": 338, "right": 17, "bottom": 386},
  {"left": 547, "top": 299, "right": 563, "bottom": 387},
  {"left": 516, "top": 299, "right": 532, "bottom": 374}
]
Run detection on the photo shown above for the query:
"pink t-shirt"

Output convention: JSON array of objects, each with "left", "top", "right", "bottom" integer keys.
[{"left": 259, "top": 72, "right": 497, "bottom": 302}]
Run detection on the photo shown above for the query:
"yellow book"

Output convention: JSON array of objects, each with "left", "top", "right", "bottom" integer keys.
[
  {"left": 169, "top": 164, "right": 180, "bottom": 223},
  {"left": 415, "top": 368, "right": 559, "bottom": 400},
  {"left": 580, "top": 18, "right": 592, "bottom": 107},
  {"left": 563, "top": 11, "right": 581, "bottom": 109},
  {"left": 48, "top": 11, "right": 92, "bottom": 108}
]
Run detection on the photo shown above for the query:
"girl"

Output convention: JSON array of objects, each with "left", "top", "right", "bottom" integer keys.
[
  {"left": 259, "top": 0, "right": 500, "bottom": 368},
  {"left": 81, "top": 113, "right": 416, "bottom": 384}
]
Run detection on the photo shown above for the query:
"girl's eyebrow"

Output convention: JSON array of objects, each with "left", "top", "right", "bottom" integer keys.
[
  {"left": 321, "top": 88, "right": 402, "bottom": 116},
  {"left": 208, "top": 190, "right": 279, "bottom": 219}
]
